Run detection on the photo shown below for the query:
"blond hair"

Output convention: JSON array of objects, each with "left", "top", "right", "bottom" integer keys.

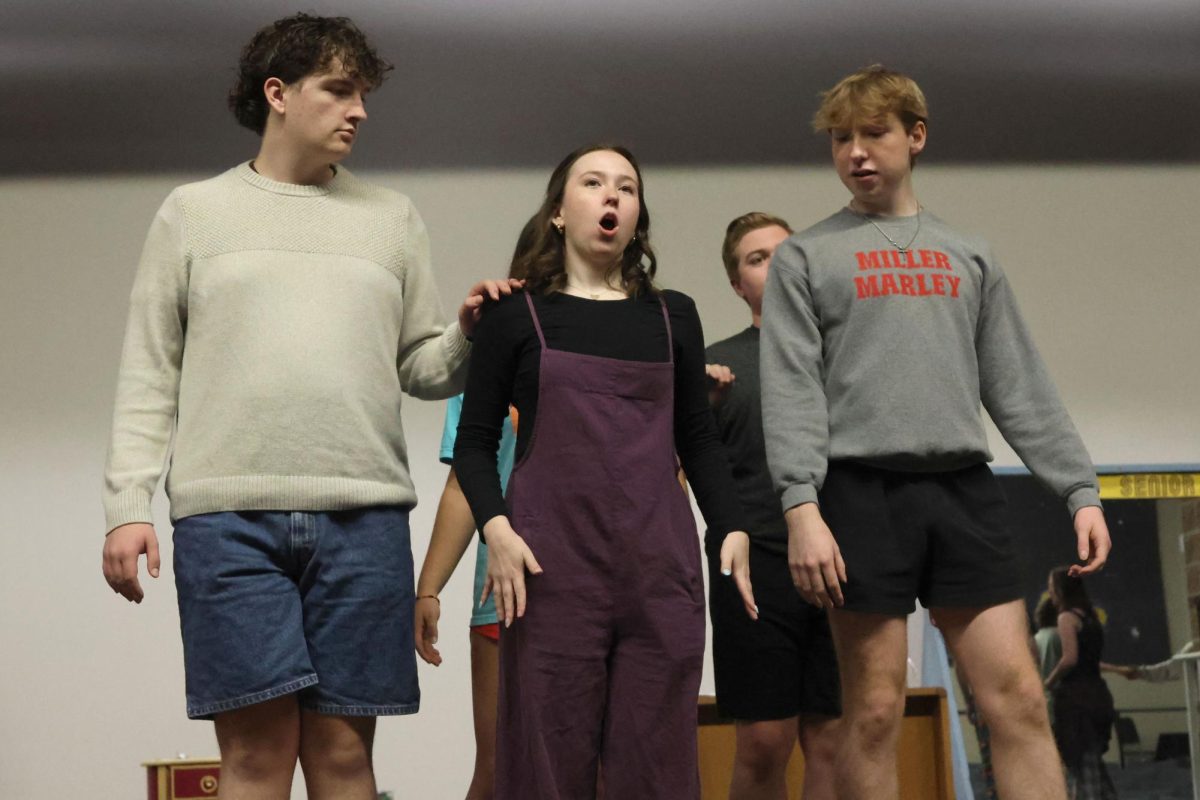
[
  {"left": 812, "top": 64, "right": 928, "bottom": 134},
  {"left": 721, "top": 212, "right": 792, "bottom": 282}
]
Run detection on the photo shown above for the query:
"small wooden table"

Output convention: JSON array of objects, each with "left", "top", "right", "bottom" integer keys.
[{"left": 698, "top": 688, "right": 954, "bottom": 799}]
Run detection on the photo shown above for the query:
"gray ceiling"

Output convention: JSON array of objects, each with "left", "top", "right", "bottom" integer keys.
[{"left": 5, "top": 0, "right": 1199, "bottom": 175}]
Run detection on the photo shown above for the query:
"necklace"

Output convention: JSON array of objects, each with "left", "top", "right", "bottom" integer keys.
[
  {"left": 565, "top": 281, "right": 623, "bottom": 300},
  {"left": 855, "top": 205, "right": 922, "bottom": 253}
]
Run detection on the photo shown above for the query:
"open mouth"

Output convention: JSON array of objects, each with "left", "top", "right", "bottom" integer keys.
[
  {"left": 599, "top": 212, "right": 619, "bottom": 233},
  {"left": 851, "top": 169, "right": 876, "bottom": 179}
]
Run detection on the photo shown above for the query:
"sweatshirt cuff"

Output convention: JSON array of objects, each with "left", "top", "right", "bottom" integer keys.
[
  {"left": 443, "top": 321, "right": 471, "bottom": 362},
  {"left": 104, "top": 489, "right": 155, "bottom": 534},
  {"left": 1066, "top": 486, "right": 1102, "bottom": 517},
  {"left": 781, "top": 483, "right": 819, "bottom": 512}
]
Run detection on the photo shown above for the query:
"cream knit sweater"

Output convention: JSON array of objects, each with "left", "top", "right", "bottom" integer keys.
[{"left": 103, "top": 162, "right": 470, "bottom": 531}]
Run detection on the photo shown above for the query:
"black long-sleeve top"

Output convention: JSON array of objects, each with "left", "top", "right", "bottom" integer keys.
[{"left": 454, "top": 289, "right": 747, "bottom": 539}]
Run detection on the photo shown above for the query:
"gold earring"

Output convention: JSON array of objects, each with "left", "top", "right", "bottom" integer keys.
[{"left": 554, "top": 221, "right": 564, "bottom": 234}]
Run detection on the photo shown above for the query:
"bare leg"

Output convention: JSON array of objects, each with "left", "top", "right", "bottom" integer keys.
[
  {"left": 728, "top": 717, "right": 796, "bottom": 800},
  {"left": 827, "top": 610, "right": 908, "bottom": 800},
  {"left": 937, "top": 600, "right": 1067, "bottom": 800},
  {"left": 467, "top": 631, "right": 499, "bottom": 800},
  {"left": 298, "top": 709, "right": 377, "bottom": 800},
  {"left": 213, "top": 695, "right": 300, "bottom": 800},
  {"left": 797, "top": 714, "right": 840, "bottom": 800}
]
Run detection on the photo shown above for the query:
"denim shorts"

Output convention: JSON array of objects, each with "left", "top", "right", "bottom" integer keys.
[{"left": 173, "top": 506, "right": 418, "bottom": 720}]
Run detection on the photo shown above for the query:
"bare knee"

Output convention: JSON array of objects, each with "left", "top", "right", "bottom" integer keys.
[
  {"left": 974, "top": 668, "right": 1049, "bottom": 734},
  {"left": 221, "top": 739, "right": 297, "bottom": 784},
  {"left": 299, "top": 715, "right": 375, "bottom": 782},
  {"left": 215, "top": 699, "right": 300, "bottom": 785},
  {"left": 735, "top": 721, "right": 796, "bottom": 781},
  {"left": 798, "top": 717, "right": 841, "bottom": 769},
  {"left": 845, "top": 688, "right": 904, "bottom": 751}
]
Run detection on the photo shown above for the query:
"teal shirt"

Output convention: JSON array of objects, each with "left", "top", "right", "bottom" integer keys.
[{"left": 440, "top": 394, "right": 516, "bottom": 626}]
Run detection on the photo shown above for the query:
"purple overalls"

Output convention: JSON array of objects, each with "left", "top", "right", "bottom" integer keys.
[{"left": 495, "top": 292, "right": 706, "bottom": 799}]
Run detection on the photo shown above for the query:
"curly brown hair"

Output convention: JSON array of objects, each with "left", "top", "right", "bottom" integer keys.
[
  {"left": 512, "top": 144, "right": 658, "bottom": 298},
  {"left": 228, "top": 13, "right": 393, "bottom": 135}
]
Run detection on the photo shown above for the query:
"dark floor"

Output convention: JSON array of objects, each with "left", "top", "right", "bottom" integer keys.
[{"left": 970, "top": 758, "right": 1193, "bottom": 799}]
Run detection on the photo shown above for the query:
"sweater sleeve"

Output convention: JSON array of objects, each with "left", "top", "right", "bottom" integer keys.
[
  {"left": 396, "top": 201, "right": 471, "bottom": 400},
  {"left": 102, "top": 192, "right": 189, "bottom": 532},
  {"left": 760, "top": 239, "right": 828, "bottom": 511},
  {"left": 669, "top": 294, "right": 747, "bottom": 537},
  {"left": 974, "top": 253, "right": 1101, "bottom": 516},
  {"left": 454, "top": 297, "right": 522, "bottom": 530}
]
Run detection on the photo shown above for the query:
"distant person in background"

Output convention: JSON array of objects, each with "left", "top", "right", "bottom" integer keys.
[
  {"left": 1045, "top": 567, "right": 1117, "bottom": 800},
  {"left": 1102, "top": 639, "right": 1199, "bottom": 683},
  {"left": 1035, "top": 596, "right": 1065, "bottom": 720}
]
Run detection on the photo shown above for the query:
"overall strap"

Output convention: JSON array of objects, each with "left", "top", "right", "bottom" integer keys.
[
  {"left": 658, "top": 296, "right": 674, "bottom": 364},
  {"left": 523, "top": 292, "right": 547, "bottom": 350}
]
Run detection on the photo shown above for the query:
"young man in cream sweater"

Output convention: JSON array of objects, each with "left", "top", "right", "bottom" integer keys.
[{"left": 100, "top": 14, "right": 514, "bottom": 799}]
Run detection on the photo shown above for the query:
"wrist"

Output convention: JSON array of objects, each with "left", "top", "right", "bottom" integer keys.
[{"left": 416, "top": 594, "right": 439, "bottom": 603}]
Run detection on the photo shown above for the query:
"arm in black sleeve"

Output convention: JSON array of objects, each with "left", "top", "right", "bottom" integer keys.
[
  {"left": 454, "top": 294, "right": 522, "bottom": 530},
  {"left": 668, "top": 292, "right": 748, "bottom": 537}
]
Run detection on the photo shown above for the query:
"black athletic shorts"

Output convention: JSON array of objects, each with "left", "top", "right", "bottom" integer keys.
[
  {"left": 819, "top": 460, "right": 1021, "bottom": 615},
  {"left": 708, "top": 542, "right": 841, "bottom": 721}
]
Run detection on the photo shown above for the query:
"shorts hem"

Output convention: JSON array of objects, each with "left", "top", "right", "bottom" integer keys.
[
  {"left": 301, "top": 701, "right": 420, "bottom": 717},
  {"left": 717, "top": 700, "right": 842, "bottom": 723},
  {"left": 187, "top": 674, "right": 319, "bottom": 720},
  {"left": 837, "top": 600, "right": 914, "bottom": 616},
  {"left": 923, "top": 586, "right": 1022, "bottom": 610}
]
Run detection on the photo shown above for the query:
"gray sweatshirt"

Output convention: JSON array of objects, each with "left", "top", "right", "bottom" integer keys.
[{"left": 760, "top": 207, "right": 1100, "bottom": 517}]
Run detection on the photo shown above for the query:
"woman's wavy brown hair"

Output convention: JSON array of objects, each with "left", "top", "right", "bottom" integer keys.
[{"left": 512, "top": 143, "right": 658, "bottom": 297}]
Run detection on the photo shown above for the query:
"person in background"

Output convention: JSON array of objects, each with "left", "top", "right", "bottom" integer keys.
[
  {"left": 705, "top": 211, "right": 840, "bottom": 800},
  {"left": 1045, "top": 567, "right": 1117, "bottom": 799}
]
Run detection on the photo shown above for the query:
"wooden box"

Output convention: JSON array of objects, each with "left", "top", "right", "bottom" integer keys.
[
  {"left": 143, "top": 758, "right": 220, "bottom": 800},
  {"left": 698, "top": 688, "right": 954, "bottom": 799}
]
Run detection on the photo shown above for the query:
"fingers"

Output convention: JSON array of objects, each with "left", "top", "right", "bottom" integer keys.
[
  {"left": 820, "top": 558, "right": 844, "bottom": 608},
  {"left": 501, "top": 578, "right": 517, "bottom": 627},
  {"left": 789, "top": 561, "right": 813, "bottom": 604},
  {"left": 414, "top": 609, "right": 441, "bottom": 665},
  {"left": 146, "top": 531, "right": 161, "bottom": 579},
  {"left": 1070, "top": 521, "right": 1112, "bottom": 576},
  {"left": 1073, "top": 533, "right": 1111, "bottom": 576},
  {"left": 480, "top": 575, "right": 493, "bottom": 607},
  {"left": 734, "top": 572, "right": 757, "bottom": 621},
  {"left": 805, "top": 562, "right": 830, "bottom": 609},
  {"left": 523, "top": 548, "right": 543, "bottom": 576},
  {"left": 117, "top": 550, "right": 144, "bottom": 603},
  {"left": 514, "top": 574, "right": 528, "bottom": 621}
]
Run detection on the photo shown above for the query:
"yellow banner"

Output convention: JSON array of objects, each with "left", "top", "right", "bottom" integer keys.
[{"left": 1099, "top": 473, "right": 1200, "bottom": 500}]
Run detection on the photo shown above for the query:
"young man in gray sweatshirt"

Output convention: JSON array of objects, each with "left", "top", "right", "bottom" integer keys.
[
  {"left": 100, "top": 14, "right": 515, "bottom": 799},
  {"left": 759, "top": 65, "right": 1112, "bottom": 800}
]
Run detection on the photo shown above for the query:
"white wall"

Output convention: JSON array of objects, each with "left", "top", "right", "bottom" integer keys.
[{"left": 1, "top": 163, "right": 1197, "bottom": 798}]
